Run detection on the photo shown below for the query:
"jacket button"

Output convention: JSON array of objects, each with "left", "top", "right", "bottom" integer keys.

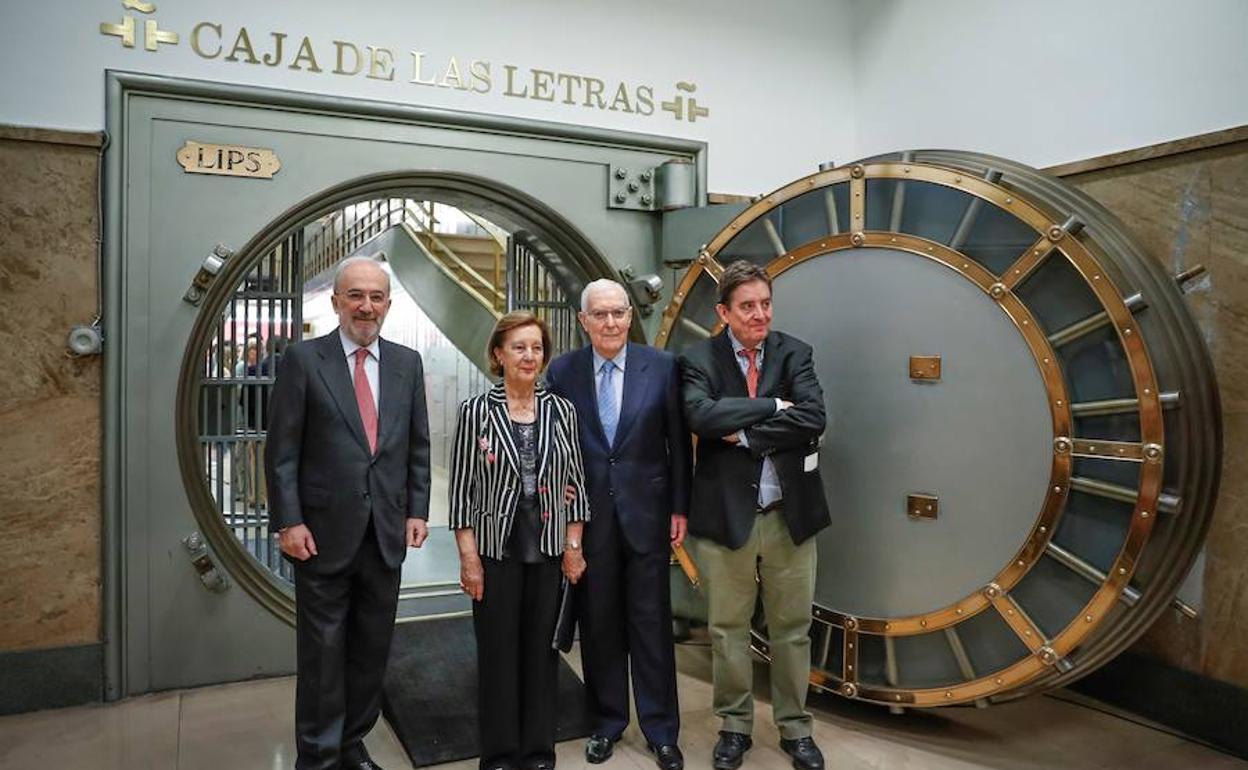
[
  {"left": 609, "top": 489, "right": 615, "bottom": 497},
  {"left": 750, "top": 484, "right": 758, "bottom": 490},
  {"left": 363, "top": 491, "right": 371, "bottom": 499},
  {"left": 609, "top": 458, "right": 617, "bottom": 465}
]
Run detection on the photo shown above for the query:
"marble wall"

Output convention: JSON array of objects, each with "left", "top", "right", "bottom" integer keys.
[
  {"left": 1062, "top": 137, "right": 1248, "bottom": 690},
  {"left": 0, "top": 127, "right": 103, "bottom": 651}
]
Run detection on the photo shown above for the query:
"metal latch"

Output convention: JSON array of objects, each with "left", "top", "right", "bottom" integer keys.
[
  {"left": 909, "top": 355, "right": 942, "bottom": 381},
  {"left": 183, "top": 531, "right": 230, "bottom": 593},
  {"left": 619, "top": 265, "right": 663, "bottom": 316},
  {"left": 907, "top": 493, "right": 939, "bottom": 521},
  {"left": 183, "top": 244, "right": 233, "bottom": 306}
]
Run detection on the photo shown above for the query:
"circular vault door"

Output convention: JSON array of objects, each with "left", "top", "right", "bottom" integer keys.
[{"left": 658, "top": 152, "right": 1221, "bottom": 707}]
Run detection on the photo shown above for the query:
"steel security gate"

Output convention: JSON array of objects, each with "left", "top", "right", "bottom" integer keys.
[
  {"left": 507, "top": 232, "right": 584, "bottom": 355},
  {"left": 197, "top": 232, "right": 303, "bottom": 584}
]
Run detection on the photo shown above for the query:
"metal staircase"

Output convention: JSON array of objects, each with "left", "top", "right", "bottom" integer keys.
[
  {"left": 301, "top": 198, "right": 583, "bottom": 355},
  {"left": 303, "top": 198, "right": 507, "bottom": 312}
]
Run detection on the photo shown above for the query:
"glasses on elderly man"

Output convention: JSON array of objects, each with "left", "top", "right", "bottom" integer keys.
[
  {"left": 337, "top": 290, "right": 389, "bottom": 305},
  {"left": 586, "top": 307, "right": 631, "bottom": 323}
]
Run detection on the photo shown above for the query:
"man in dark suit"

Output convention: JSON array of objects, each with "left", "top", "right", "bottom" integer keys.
[
  {"left": 266, "top": 255, "right": 431, "bottom": 770},
  {"left": 545, "top": 279, "right": 691, "bottom": 770},
  {"left": 679, "top": 260, "right": 830, "bottom": 770}
]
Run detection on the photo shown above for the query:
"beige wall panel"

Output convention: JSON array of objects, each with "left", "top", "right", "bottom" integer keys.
[
  {"left": 1062, "top": 139, "right": 1248, "bottom": 689},
  {"left": 0, "top": 129, "right": 102, "bottom": 651}
]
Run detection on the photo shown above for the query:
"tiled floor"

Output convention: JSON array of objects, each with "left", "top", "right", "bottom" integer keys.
[{"left": 0, "top": 642, "right": 1242, "bottom": 770}]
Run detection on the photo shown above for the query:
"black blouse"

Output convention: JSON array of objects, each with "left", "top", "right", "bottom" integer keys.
[{"left": 505, "top": 419, "right": 547, "bottom": 563}]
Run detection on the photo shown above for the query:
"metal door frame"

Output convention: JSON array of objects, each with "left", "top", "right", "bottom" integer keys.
[{"left": 101, "top": 70, "right": 706, "bottom": 700}]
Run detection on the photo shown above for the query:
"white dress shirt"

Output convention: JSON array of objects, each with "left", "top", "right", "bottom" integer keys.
[{"left": 339, "top": 329, "right": 380, "bottom": 411}]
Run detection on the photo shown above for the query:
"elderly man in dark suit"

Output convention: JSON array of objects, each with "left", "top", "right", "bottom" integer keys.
[
  {"left": 545, "top": 279, "right": 691, "bottom": 770},
  {"left": 266, "top": 255, "right": 431, "bottom": 770},
  {"left": 679, "top": 260, "right": 830, "bottom": 770}
]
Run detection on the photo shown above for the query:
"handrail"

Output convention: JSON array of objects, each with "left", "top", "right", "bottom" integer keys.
[
  {"left": 399, "top": 221, "right": 501, "bottom": 318},
  {"left": 463, "top": 210, "right": 508, "bottom": 251},
  {"left": 462, "top": 210, "right": 507, "bottom": 309},
  {"left": 301, "top": 197, "right": 506, "bottom": 311},
  {"left": 404, "top": 203, "right": 502, "bottom": 305}
]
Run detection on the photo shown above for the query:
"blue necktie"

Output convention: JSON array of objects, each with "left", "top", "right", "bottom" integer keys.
[{"left": 598, "top": 360, "right": 618, "bottom": 446}]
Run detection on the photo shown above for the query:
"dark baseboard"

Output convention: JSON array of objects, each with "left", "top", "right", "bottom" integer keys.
[
  {"left": 1070, "top": 652, "right": 1248, "bottom": 759},
  {"left": 0, "top": 643, "right": 102, "bottom": 715}
]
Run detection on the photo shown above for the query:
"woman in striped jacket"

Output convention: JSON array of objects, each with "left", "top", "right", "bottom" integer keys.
[{"left": 450, "top": 311, "right": 590, "bottom": 770}]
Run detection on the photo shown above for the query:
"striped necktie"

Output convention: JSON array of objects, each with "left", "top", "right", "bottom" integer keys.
[
  {"left": 598, "top": 360, "right": 618, "bottom": 445},
  {"left": 353, "top": 348, "right": 378, "bottom": 453}
]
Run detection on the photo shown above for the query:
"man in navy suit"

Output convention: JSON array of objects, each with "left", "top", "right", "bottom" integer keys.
[{"left": 545, "top": 279, "right": 692, "bottom": 770}]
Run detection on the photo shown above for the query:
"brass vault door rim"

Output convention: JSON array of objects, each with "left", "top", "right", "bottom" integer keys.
[
  {"left": 657, "top": 157, "right": 1218, "bottom": 707},
  {"left": 174, "top": 170, "right": 631, "bottom": 628}
]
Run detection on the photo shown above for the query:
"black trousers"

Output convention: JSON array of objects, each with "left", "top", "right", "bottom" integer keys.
[
  {"left": 578, "top": 516, "right": 679, "bottom": 745},
  {"left": 293, "top": 524, "right": 401, "bottom": 770},
  {"left": 474, "top": 555, "right": 562, "bottom": 770}
]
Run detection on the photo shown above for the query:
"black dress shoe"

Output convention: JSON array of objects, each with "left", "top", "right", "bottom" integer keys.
[
  {"left": 523, "top": 763, "right": 555, "bottom": 770},
  {"left": 712, "top": 731, "right": 752, "bottom": 770},
  {"left": 585, "top": 734, "right": 619, "bottom": 764},
  {"left": 343, "top": 760, "right": 386, "bottom": 770},
  {"left": 647, "top": 743, "right": 684, "bottom": 770},
  {"left": 779, "top": 736, "right": 824, "bottom": 770}
]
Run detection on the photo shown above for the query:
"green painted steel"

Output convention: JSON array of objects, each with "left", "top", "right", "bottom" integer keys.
[{"left": 102, "top": 71, "right": 706, "bottom": 698}]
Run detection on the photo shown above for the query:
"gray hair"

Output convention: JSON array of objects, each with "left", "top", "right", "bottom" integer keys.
[
  {"left": 332, "top": 255, "right": 391, "bottom": 294},
  {"left": 579, "top": 278, "right": 630, "bottom": 312}
]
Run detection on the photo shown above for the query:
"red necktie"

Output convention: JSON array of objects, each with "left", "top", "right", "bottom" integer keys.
[
  {"left": 740, "top": 348, "right": 759, "bottom": 397},
  {"left": 353, "top": 348, "right": 378, "bottom": 453}
]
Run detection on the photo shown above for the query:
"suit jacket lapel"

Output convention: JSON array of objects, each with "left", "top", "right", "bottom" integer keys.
[
  {"left": 712, "top": 332, "right": 750, "bottom": 396},
  {"left": 485, "top": 385, "right": 521, "bottom": 477},
  {"left": 612, "top": 343, "right": 647, "bottom": 450},
  {"left": 374, "top": 339, "right": 404, "bottom": 453},
  {"left": 315, "top": 331, "right": 371, "bottom": 455},
  {"left": 535, "top": 389, "right": 555, "bottom": 481},
  {"left": 576, "top": 346, "right": 609, "bottom": 449},
  {"left": 757, "top": 332, "right": 785, "bottom": 397}
]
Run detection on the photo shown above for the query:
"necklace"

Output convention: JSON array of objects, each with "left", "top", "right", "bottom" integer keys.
[{"left": 506, "top": 391, "right": 536, "bottom": 420}]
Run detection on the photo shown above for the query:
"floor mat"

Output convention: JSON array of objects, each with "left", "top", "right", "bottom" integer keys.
[{"left": 382, "top": 615, "right": 590, "bottom": 767}]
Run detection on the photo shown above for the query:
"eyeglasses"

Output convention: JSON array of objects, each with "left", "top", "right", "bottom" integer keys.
[
  {"left": 586, "top": 307, "right": 631, "bottom": 323},
  {"left": 338, "top": 290, "right": 388, "bottom": 305}
]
